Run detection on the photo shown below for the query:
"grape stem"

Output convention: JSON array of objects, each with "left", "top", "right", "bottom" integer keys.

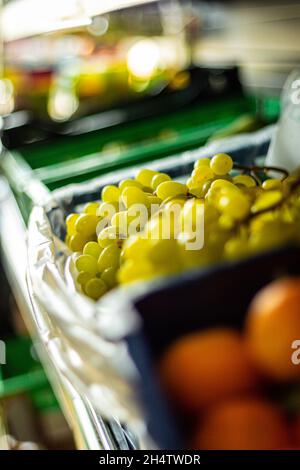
[{"left": 233, "top": 163, "right": 289, "bottom": 181}]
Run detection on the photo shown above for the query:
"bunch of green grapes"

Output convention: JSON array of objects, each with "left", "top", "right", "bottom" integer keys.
[{"left": 65, "top": 153, "right": 300, "bottom": 301}]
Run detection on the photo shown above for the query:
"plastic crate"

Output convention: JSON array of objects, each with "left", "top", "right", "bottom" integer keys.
[
  {"left": 0, "top": 336, "right": 58, "bottom": 412},
  {"left": 27, "top": 125, "right": 294, "bottom": 449},
  {"left": 2, "top": 95, "right": 267, "bottom": 224}
]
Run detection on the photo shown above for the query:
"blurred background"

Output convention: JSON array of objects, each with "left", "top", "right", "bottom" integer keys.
[{"left": 0, "top": 0, "right": 300, "bottom": 450}]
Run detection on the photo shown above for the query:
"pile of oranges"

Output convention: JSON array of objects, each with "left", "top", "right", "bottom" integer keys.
[{"left": 159, "top": 277, "right": 300, "bottom": 449}]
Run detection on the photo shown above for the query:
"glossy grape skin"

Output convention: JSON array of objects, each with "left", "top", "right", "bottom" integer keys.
[
  {"left": 84, "top": 202, "right": 100, "bottom": 215},
  {"left": 121, "top": 186, "right": 150, "bottom": 209},
  {"left": 101, "top": 185, "right": 120, "bottom": 203},
  {"left": 83, "top": 241, "right": 102, "bottom": 259},
  {"left": 75, "top": 254, "right": 98, "bottom": 276},
  {"left": 136, "top": 169, "right": 157, "bottom": 187},
  {"left": 66, "top": 213, "right": 79, "bottom": 235},
  {"left": 210, "top": 153, "right": 233, "bottom": 175},
  {"left": 75, "top": 214, "right": 99, "bottom": 236},
  {"left": 118, "top": 179, "right": 143, "bottom": 192},
  {"left": 151, "top": 173, "right": 171, "bottom": 190},
  {"left": 69, "top": 233, "right": 87, "bottom": 252},
  {"left": 156, "top": 181, "right": 188, "bottom": 201},
  {"left": 97, "top": 244, "right": 120, "bottom": 272},
  {"left": 85, "top": 278, "right": 107, "bottom": 300}
]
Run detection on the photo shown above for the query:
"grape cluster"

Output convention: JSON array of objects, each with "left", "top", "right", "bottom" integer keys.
[{"left": 65, "top": 153, "right": 300, "bottom": 301}]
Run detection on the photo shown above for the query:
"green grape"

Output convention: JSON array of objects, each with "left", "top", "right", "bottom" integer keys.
[
  {"left": 251, "top": 190, "right": 283, "bottom": 214},
  {"left": 121, "top": 186, "right": 149, "bottom": 209},
  {"left": 191, "top": 166, "right": 214, "bottom": 184},
  {"left": 97, "top": 244, "right": 120, "bottom": 272},
  {"left": 101, "top": 267, "right": 118, "bottom": 288},
  {"left": 83, "top": 241, "right": 102, "bottom": 259},
  {"left": 75, "top": 254, "right": 98, "bottom": 276},
  {"left": 118, "top": 179, "right": 143, "bottom": 191},
  {"left": 194, "top": 158, "right": 211, "bottom": 169},
  {"left": 217, "top": 192, "right": 250, "bottom": 220},
  {"left": 118, "top": 259, "right": 154, "bottom": 284},
  {"left": 233, "top": 174, "right": 256, "bottom": 188},
  {"left": 85, "top": 278, "right": 107, "bottom": 300},
  {"left": 77, "top": 271, "right": 94, "bottom": 287},
  {"left": 210, "top": 179, "right": 238, "bottom": 192},
  {"left": 156, "top": 181, "right": 188, "bottom": 201},
  {"left": 75, "top": 214, "right": 99, "bottom": 236},
  {"left": 97, "top": 226, "right": 119, "bottom": 248},
  {"left": 151, "top": 173, "right": 171, "bottom": 190},
  {"left": 69, "top": 233, "right": 86, "bottom": 252},
  {"left": 210, "top": 153, "right": 233, "bottom": 175},
  {"left": 83, "top": 202, "right": 100, "bottom": 215},
  {"left": 66, "top": 213, "right": 79, "bottom": 235},
  {"left": 101, "top": 185, "right": 120, "bottom": 203},
  {"left": 262, "top": 179, "right": 282, "bottom": 190},
  {"left": 136, "top": 168, "right": 157, "bottom": 187}
]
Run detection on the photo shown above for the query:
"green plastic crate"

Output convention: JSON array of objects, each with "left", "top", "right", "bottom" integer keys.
[
  {"left": 0, "top": 337, "right": 58, "bottom": 412},
  {"left": 1, "top": 94, "right": 280, "bottom": 223}
]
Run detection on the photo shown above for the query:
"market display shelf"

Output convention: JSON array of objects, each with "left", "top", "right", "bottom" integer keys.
[{"left": 0, "top": 179, "right": 129, "bottom": 450}]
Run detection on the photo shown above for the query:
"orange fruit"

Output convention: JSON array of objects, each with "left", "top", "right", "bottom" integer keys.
[
  {"left": 245, "top": 278, "right": 300, "bottom": 382},
  {"left": 159, "top": 328, "right": 259, "bottom": 412},
  {"left": 193, "top": 397, "right": 291, "bottom": 450}
]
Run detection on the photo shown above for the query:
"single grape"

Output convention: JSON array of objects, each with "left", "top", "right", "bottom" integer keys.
[
  {"left": 151, "top": 173, "right": 171, "bottom": 190},
  {"left": 75, "top": 214, "right": 99, "bottom": 236},
  {"left": 217, "top": 192, "right": 250, "bottom": 220},
  {"left": 66, "top": 213, "right": 79, "bottom": 235},
  {"left": 101, "top": 185, "right": 120, "bottom": 203},
  {"left": 251, "top": 190, "right": 283, "bottom": 214},
  {"left": 194, "top": 158, "right": 211, "bottom": 169},
  {"left": 191, "top": 166, "right": 214, "bottom": 184},
  {"left": 77, "top": 271, "right": 94, "bottom": 287},
  {"left": 262, "top": 179, "right": 282, "bottom": 190},
  {"left": 83, "top": 202, "right": 100, "bottom": 215},
  {"left": 101, "top": 267, "right": 118, "bottom": 288},
  {"left": 83, "top": 241, "right": 102, "bottom": 259},
  {"left": 97, "top": 244, "right": 120, "bottom": 272},
  {"left": 210, "top": 153, "right": 233, "bottom": 175},
  {"left": 85, "top": 278, "right": 107, "bottom": 300},
  {"left": 75, "top": 254, "right": 98, "bottom": 276},
  {"left": 118, "top": 179, "right": 143, "bottom": 192},
  {"left": 121, "top": 186, "right": 149, "bottom": 209},
  {"left": 69, "top": 233, "right": 86, "bottom": 252},
  {"left": 156, "top": 181, "right": 188, "bottom": 201},
  {"left": 136, "top": 169, "right": 157, "bottom": 187},
  {"left": 233, "top": 175, "right": 256, "bottom": 188}
]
